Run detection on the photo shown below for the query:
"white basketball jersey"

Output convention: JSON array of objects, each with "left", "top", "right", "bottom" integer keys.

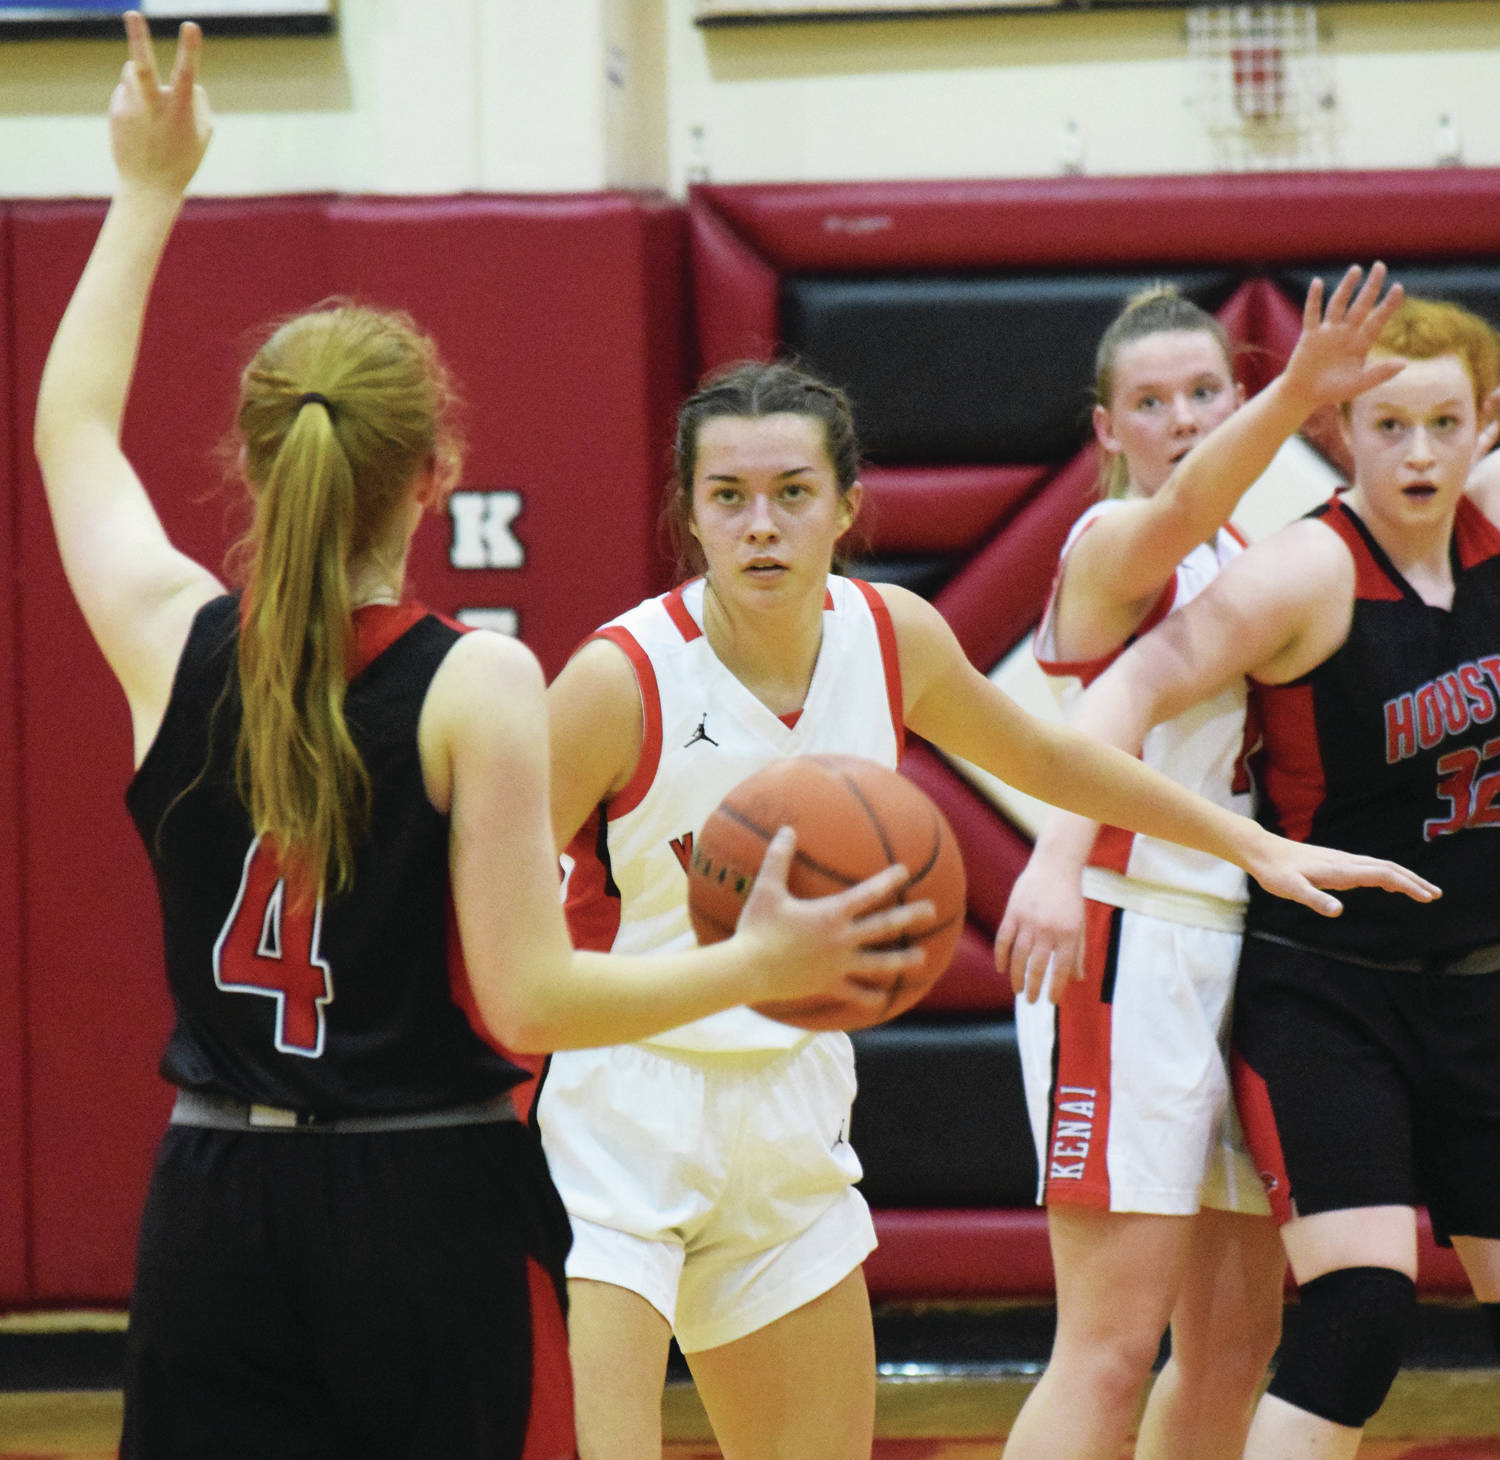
[
  {"left": 563, "top": 575, "right": 905, "bottom": 1053},
  {"left": 1035, "top": 500, "right": 1252, "bottom": 924}
]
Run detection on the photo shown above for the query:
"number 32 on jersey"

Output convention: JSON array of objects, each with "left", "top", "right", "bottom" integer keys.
[{"left": 213, "top": 838, "right": 334, "bottom": 1058}]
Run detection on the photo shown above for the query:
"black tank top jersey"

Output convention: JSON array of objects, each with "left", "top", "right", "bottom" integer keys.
[
  {"left": 125, "top": 595, "right": 526, "bottom": 1114},
  {"left": 1247, "top": 494, "right": 1500, "bottom": 964}
]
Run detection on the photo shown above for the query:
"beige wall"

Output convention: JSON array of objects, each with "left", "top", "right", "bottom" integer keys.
[
  {"left": 0, "top": 0, "right": 1494, "bottom": 198},
  {"left": 669, "top": 1, "right": 1500, "bottom": 182}
]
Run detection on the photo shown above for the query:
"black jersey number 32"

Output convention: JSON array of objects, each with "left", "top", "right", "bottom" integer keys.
[
  {"left": 212, "top": 839, "right": 334, "bottom": 1059},
  {"left": 1424, "top": 737, "right": 1500, "bottom": 841}
]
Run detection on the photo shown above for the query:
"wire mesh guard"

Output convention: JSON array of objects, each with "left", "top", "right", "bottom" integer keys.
[{"left": 1187, "top": 5, "right": 1335, "bottom": 168}]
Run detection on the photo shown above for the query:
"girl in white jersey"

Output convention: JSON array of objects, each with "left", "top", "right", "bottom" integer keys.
[
  {"left": 541, "top": 360, "right": 1436, "bottom": 1460},
  {"left": 998, "top": 269, "right": 1406, "bottom": 1460}
]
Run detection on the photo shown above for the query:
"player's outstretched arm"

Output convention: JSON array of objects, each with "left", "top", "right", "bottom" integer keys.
[
  {"left": 34, "top": 13, "right": 218, "bottom": 759},
  {"left": 1029, "top": 534, "right": 1440, "bottom": 913},
  {"left": 888, "top": 550, "right": 1439, "bottom": 993}
]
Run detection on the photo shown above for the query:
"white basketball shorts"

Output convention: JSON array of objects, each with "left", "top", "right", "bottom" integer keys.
[
  {"left": 536, "top": 1032, "right": 876, "bottom": 1353},
  {"left": 1015, "top": 900, "right": 1269, "bottom": 1217}
]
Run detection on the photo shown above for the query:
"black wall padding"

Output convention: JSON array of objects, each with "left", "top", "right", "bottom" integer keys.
[
  {"left": 781, "top": 270, "right": 1241, "bottom": 466},
  {"left": 1277, "top": 264, "right": 1500, "bottom": 332},
  {"left": 840, "top": 553, "right": 962, "bottom": 600},
  {"left": 851, "top": 1020, "right": 1038, "bottom": 1208}
]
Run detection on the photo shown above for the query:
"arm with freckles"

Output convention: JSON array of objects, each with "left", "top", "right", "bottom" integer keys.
[
  {"left": 875, "top": 567, "right": 1439, "bottom": 999},
  {"left": 426, "top": 632, "right": 930, "bottom": 1054},
  {"left": 1059, "top": 264, "right": 1404, "bottom": 646}
]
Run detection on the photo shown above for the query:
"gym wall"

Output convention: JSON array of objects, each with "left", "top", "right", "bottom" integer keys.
[
  {"left": 687, "top": 170, "right": 1500, "bottom": 1298},
  {"left": 5, "top": 168, "right": 1499, "bottom": 1305},
  {"left": 1, "top": 192, "right": 687, "bottom": 1303}
]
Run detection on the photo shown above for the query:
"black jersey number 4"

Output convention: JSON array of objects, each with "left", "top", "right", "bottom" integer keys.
[{"left": 212, "top": 838, "right": 334, "bottom": 1059}]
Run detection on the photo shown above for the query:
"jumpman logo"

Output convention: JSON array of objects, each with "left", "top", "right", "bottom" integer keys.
[{"left": 684, "top": 714, "right": 719, "bottom": 748}]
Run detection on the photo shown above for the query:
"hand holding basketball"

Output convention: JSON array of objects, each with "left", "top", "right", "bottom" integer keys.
[
  {"left": 688, "top": 755, "right": 967, "bottom": 1030},
  {"left": 728, "top": 827, "right": 934, "bottom": 1027}
]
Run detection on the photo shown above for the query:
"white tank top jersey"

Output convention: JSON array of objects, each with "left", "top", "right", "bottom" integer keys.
[
  {"left": 1034, "top": 500, "right": 1252, "bottom": 929},
  {"left": 562, "top": 574, "right": 905, "bottom": 1054}
]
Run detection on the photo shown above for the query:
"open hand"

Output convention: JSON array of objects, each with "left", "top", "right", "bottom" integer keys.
[
  {"left": 110, "top": 12, "right": 212, "bottom": 197},
  {"left": 1245, "top": 827, "right": 1441, "bottom": 917},
  {"left": 994, "top": 855, "right": 1087, "bottom": 1004},
  {"left": 734, "top": 827, "right": 932, "bottom": 1019},
  {"left": 1282, "top": 262, "right": 1406, "bottom": 414}
]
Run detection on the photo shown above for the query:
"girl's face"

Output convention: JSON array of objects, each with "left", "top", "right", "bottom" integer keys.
[
  {"left": 1345, "top": 353, "right": 1480, "bottom": 529},
  {"left": 688, "top": 412, "right": 859, "bottom": 604},
  {"left": 1094, "top": 329, "right": 1241, "bottom": 496}
]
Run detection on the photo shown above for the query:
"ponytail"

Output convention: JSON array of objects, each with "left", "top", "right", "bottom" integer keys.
[{"left": 228, "top": 303, "right": 461, "bottom": 900}]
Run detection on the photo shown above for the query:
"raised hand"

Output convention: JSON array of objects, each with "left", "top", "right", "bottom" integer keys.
[
  {"left": 110, "top": 11, "right": 212, "bottom": 197},
  {"left": 734, "top": 826, "right": 932, "bottom": 1017},
  {"left": 1281, "top": 261, "right": 1406, "bottom": 414}
]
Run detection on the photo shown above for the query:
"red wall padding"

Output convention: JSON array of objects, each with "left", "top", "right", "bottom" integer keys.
[
  {"left": 866, "top": 1206, "right": 1473, "bottom": 1300},
  {"left": 687, "top": 196, "right": 780, "bottom": 375},
  {"left": 691, "top": 171, "right": 1500, "bottom": 274},
  {"left": 868, "top": 1209, "right": 1054, "bottom": 1300},
  {"left": 0, "top": 211, "right": 29, "bottom": 1304},
  {"left": 6, "top": 193, "right": 686, "bottom": 1304},
  {"left": 858, "top": 465, "right": 1047, "bottom": 556},
  {"left": 11, "top": 175, "right": 1500, "bottom": 1309}
]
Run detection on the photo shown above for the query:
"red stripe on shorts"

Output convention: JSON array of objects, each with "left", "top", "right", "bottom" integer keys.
[
  {"left": 521, "top": 1258, "right": 577, "bottom": 1460},
  {"left": 1044, "top": 900, "right": 1118, "bottom": 1209},
  {"left": 1231, "top": 1049, "right": 1292, "bottom": 1226}
]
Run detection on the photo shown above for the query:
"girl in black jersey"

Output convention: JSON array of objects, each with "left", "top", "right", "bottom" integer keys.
[
  {"left": 32, "top": 18, "right": 932, "bottom": 1458},
  {"left": 1013, "top": 297, "right": 1500, "bottom": 1457}
]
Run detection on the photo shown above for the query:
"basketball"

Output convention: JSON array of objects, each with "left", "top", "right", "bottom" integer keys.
[{"left": 687, "top": 754, "right": 967, "bottom": 1031}]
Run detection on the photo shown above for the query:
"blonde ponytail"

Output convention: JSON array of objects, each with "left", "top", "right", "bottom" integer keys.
[{"left": 228, "top": 304, "right": 461, "bottom": 900}]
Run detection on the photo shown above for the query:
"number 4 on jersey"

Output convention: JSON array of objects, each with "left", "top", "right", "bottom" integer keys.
[{"left": 213, "top": 839, "right": 334, "bottom": 1058}]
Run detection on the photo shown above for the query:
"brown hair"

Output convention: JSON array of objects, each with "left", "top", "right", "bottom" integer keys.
[
  {"left": 664, "top": 360, "right": 862, "bottom": 575},
  {"left": 1093, "top": 284, "right": 1233, "bottom": 499},
  {"left": 226, "top": 302, "right": 462, "bottom": 900}
]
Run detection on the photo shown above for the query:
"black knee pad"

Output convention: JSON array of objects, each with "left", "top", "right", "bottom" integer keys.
[
  {"left": 1483, "top": 1302, "right": 1500, "bottom": 1357},
  {"left": 1266, "top": 1266, "right": 1416, "bottom": 1428}
]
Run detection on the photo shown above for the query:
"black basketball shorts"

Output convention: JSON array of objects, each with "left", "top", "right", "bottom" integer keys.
[
  {"left": 120, "top": 1118, "right": 575, "bottom": 1459},
  {"left": 1231, "top": 934, "right": 1500, "bottom": 1246}
]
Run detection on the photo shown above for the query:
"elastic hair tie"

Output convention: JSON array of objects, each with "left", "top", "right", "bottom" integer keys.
[{"left": 297, "top": 391, "right": 334, "bottom": 414}]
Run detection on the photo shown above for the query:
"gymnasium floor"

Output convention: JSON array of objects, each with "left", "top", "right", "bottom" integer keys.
[
  {"left": 0, "top": 1391, "right": 1495, "bottom": 1458},
  {"left": 1, "top": 1301, "right": 1495, "bottom": 1458}
]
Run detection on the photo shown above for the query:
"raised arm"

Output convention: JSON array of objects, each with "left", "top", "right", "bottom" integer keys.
[
  {"left": 33, "top": 13, "right": 219, "bottom": 761},
  {"left": 1056, "top": 265, "right": 1404, "bottom": 650}
]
